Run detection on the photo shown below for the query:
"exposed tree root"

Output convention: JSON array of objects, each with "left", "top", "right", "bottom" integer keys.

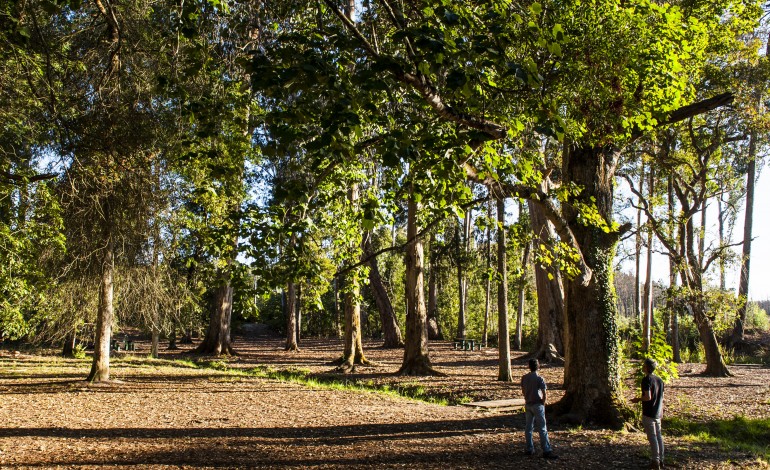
[{"left": 519, "top": 343, "right": 565, "bottom": 366}]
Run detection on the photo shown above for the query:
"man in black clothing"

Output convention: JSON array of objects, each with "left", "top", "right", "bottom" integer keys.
[{"left": 631, "top": 358, "right": 665, "bottom": 469}]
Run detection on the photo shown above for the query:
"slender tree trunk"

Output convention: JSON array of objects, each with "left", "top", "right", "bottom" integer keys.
[
  {"left": 296, "top": 284, "right": 302, "bottom": 346},
  {"left": 635, "top": 163, "right": 644, "bottom": 328},
  {"left": 668, "top": 177, "right": 681, "bottom": 362},
  {"left": 339, "top": 185, "right": 368, "bottom": 370},
  {"left": 285, "top": 280, "right": 299, "bottom": 351},
  {"left": 732, "top": 133, "right": 757, "bottom": 346},
  {"left": 364, "top": 233, "right": 404, "bottom": 347},
  {"left": 427, "top": 238, "right": 442, "bottom": 340},
  {"left": 483, "top": 198, "right": 492, "bottom": 347},
  {"left": 497, "top": 197, "right": 512, "bottom": 382},
  {"left": 399, "top": 189, "right": 440, "bottom": 376},
  {"left": 552, "top": 144, "right": 625, "bottom": 427},
  {"left": 717, "top": 194, "right": 726, "bottom": 292},
  {"left": 514, "top": 238, "right": 530, "bottom": 351},
  {"left": 87, "top": 236, "right": 114, "bottom": 382},
  {"left": 523, "top": 200, "right": 565, "bottom": 364},
  {"left": 643, "top": 168, "right": 655, "bottom": 350},
  {"left": 456, "top": 211, "right": 471, "bottom": 339},
  {"left": 167, "top": 325, "right": 178, "bottom": 350}
]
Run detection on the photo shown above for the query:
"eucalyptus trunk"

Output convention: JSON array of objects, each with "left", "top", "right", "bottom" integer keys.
[
  {"left": 497, "top": 197, "right": 512, "bottom": 382},
  {"left": 514, "top": 240, "right": 530, "bottom": 351},
  {"left": 427, "top": 252, "right": 442, "bottom": 340},
  {"left": 732, "top": 133, "right": 757, "bottom": 346},
  {"left": 524, "top": 200, "right": 565, "bottom": 364},
  {"left": 87, "top": 236, "right": 114, "bottom": 382},
  {"left": 483, "top": 198, "right": 493, "bottom": 347},
  {"left": 364, "top": 233, "right": 403, "bottom": 347},
  {"left": 399, "top": 190, "right": 439, "bottom": 376},
  {"left": 285, "top": 281, "right": 299, "bottom": 351},
  {"left": 635, "top": 163, "right": 644, "bottom": 327}
]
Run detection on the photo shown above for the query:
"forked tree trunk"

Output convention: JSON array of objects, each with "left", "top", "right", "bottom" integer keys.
[
  {"left": 497, "top": 198, "right": 512, "bottom": 382},
  {"left": 524, "top": 200, "right": 565, "bottom": 364},
  {"left": 87, "top": 237, "right": 114, "bottom": 382},
  {"left": 363, "top": 233, "right": 403, "bottom": 347},
  {"left": 399, "top": 191, "right": 440, "bottom": 376},
  {"left": 194, "top": 281, "right": 235, "bottom": 355},
  {"left": 732, "top": 132, "right": 757, "bottom": 346},
  {"left": 285, "top": 281, "right": 299, "bottom": 351},
  {"left": 552, "top": 144, "right": 626, "bottom": 427}
]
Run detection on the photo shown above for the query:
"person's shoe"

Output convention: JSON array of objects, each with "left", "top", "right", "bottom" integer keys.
[
  {"left": 523, "top": 449, "right": 535, "bottom": 456},
  {"left": 542, "top": 451, "right": 559, "bottom": 460}
]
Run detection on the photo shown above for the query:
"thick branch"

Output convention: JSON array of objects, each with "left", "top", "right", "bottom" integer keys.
[
  {"left": 662, "top": 92, "right": 734, "bottom": 126},
  {"left": 0, "top": 171, "right": 58, "bottom": 184}
]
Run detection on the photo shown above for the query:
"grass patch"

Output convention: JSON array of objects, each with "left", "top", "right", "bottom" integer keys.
[
  {"left": 188, "top": 361, "right": 460, "bottom": 405},
  {"left": 665, "top": 416, "right": 770, "bottom": 462}
]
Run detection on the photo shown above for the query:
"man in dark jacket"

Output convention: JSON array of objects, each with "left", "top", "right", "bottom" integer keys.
[
  {"left": 631, "top": 358, "right": 665, "bottom": 469},
  {"left": 521, "top": 359, "right": 558, "bottom": 459}
]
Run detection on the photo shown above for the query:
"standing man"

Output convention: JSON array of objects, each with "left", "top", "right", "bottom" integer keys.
[
  {"left": 631, "top": 358, "right": 665, "bottom": 469},
  {"left": 521, "top": 359, "right": 558, "bottom": 459}
]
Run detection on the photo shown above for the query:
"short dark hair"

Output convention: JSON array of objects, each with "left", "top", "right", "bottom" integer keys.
[
  {"left": 644, "top": 358, "right": 657, "bottom": 372},
  {"left": 529, "top": 359, "right": 539, "bottom": 371}
]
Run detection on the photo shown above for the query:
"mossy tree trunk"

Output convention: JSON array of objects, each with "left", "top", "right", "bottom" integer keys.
[{"left": 553, "top": 144, "right": 626, "bottom": 427}]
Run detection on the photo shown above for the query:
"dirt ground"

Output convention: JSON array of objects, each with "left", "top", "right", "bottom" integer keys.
[{"left": 0, "top": 329, "right": 768, "bottom": 469}]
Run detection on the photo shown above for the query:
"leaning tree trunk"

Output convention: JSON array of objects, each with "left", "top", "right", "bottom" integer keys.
[
  {"left": 687, "top": 299, "right": 732, "bottom": 377},
  {"left": 552, "top": 144, "right": 626, "bottom": 428},
  {"left": 285, "top": 281, "right": 299, "bottom": 351},
  {"left": 399, "top": 190, "right": 440, "bottom": 376},
  {"left": 364, "top": 233, "right": 403, "bottom": 347},
  {"left": 87, "top": 236, "right": 114, "bottom": 383},
  {"left": 523, "top": 200, "right": 565, "bottom": 364},
  {"left": 731, "top": 132, "right": 757, "bottom": 347},
  {"left": 497, "top": 197, "right": 512, "bottom": 382},
  {"left": 194, "top": 280, "right": 235, "bottom": 355}
]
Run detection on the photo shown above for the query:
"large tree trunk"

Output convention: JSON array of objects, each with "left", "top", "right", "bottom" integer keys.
[
  {"left": 523, "top": 200, "right": 565, "bottom": 364},
  {"left": 731, "top": 132, "right": 756, "bottom": 346},
  {"left": 87, "top": 237, "right": 114, "bottom": 382},
  {"left": 194, "top": 280, "right": 235, "bottom": 355},
  {"left": 399, "top": 190, "right": 440, "bottom": 376},
  {"left": 552, "top": 144, "right": 626, "bottom": 427},
  {"left": 497, "top": 198, "right": 512, "bottom": 382},
  {"left": 364, "top": 233, "right": 404, "bottom": 347}
]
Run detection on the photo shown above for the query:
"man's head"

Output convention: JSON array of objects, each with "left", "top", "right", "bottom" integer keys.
[
  {"left": 529, "top": 359, "right": 539, "bottom": 372},
  {"left": 644, "top": 358, "right": 657, "bottom": 374}
]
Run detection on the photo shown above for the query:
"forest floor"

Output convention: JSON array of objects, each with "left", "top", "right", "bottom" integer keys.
[{"left": 0, "top": 327, "right": 769, "bottom": 469}]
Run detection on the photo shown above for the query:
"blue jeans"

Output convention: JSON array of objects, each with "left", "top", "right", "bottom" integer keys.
[{"left": 524, "top": 403, "right": 552, "bottom": 453}]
